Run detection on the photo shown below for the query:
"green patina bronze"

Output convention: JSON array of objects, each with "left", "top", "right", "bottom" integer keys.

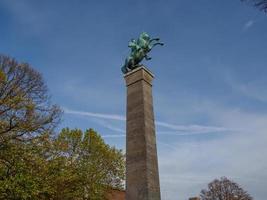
[{"left": 121, "top": 32, "right": 163, "bottom": 74}]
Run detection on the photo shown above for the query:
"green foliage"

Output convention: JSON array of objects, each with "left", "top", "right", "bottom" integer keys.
[
  {"left": 54, "top": 128, "right": 125, "bottom": 199},
  {"left": 0, "top": 55, "right": 61, "bottom": 146},
  {"left": 0, "top": 55, "right": 125, "bottom": 199},
  {"left": 0, "top": 129, "right": 125, "bottom": 200},
  {"left": 0, "top": 137, "right": 51, "bottom": 200}
]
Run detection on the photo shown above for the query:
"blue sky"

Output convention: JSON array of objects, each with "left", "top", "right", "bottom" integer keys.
[{"left": 1, "top": 0, "right": 267, "bottom": 199}]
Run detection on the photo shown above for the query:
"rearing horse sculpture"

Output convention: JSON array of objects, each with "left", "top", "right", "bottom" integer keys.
[{"left": 121, "top": 32, "right": 163, "bottom": 74}]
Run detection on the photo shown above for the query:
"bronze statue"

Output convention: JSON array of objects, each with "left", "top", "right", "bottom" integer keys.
[{"left": 121, "top": 32, "right": 163, "bottom": 74}]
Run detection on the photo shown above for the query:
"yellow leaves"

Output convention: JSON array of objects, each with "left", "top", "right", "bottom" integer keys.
[
  {"left": 0, "top": 127, "right": 125, "bottom": 199},
  {"left": 0, "top": 69, "right": 6, "bottom": 83},
  {"left": 0, "top": 55, "right": 61, "bottom": 145}
]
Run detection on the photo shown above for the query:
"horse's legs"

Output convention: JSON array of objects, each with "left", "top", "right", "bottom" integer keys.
[
  {"left": 146, "top": 41, "right": 164, "bottom": 52},
  {"left": 152, "top": 42, "right": 164, "bottom": 47},
  {"left": 150, "top": 38, "right": 160, "bottom": 42},
  {"left": 123, "top": 57, "right": 133, "bottom": 73},
  {"left": 121, "top": 59, "right": 129, "bottom": 74},
  {"left": 128, "top": 58, "right": 135, "bottom": 70}
]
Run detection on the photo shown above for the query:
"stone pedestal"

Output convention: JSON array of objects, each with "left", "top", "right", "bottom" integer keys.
[{"left": 124, "top": 66, "right": 161, "bottom": 200}]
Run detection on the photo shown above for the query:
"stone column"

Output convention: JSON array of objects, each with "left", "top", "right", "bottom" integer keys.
[{"left": 124, "top": 66, "right": 161, "bottom": 200}]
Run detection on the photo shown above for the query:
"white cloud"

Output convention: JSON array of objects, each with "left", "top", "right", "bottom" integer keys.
[
  {"left": 64, "top": 108, "right": 233, "bottom": 135},
  {"left": 223, "top": 72, "right": 267, "bottom": 104},
  {"left": 93, "top": 120, "right": 125, "bottom": 133},
  {"left": 243, "top": 20, "right": 255, "bottom": 31},
  {"left": 64, "top": 106, "right": 267, "bottom": 199},
  {"left": 156, "top": 121, "right": 235, "bottom": 133},
  {"left": 158, "top": 106, "right": 267, "bottom": 200},
  {"left": 229, "top": 79, "right": 267, "bottom": 103},
  {"left": 64, "top": 108, "right": 126, "bottom": 121}
]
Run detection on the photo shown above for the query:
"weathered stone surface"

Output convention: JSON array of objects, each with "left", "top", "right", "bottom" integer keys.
[{"left": 124, "top": 66, "right": 161, "bottom": 200}]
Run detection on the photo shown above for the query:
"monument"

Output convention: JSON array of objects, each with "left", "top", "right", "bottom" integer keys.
[{"left": 122, "top": 32, "right": 163, "bottom": 200}]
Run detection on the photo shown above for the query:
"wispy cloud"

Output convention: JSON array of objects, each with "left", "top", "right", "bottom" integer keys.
[
  {"left": 64, "top": 108, "right": 234, "bottom": 134},
  {"left": 234, "top": 82, "right": 267, "bottom": 102},
  {"left": 156, "top": 121, "right": 234, "bottom": 133},
  {"left": 64, "top": 106, "right": 267, "bottom": 199},
  {"left": 64, "top": 108, "right": 126, "bottom": 121},
  {"left": 158, "top": 105, "right": 267, "bottom": 200},
  {"left": 157, "top": 131, "right": 227, "bottom": 136},
  {"left": 92, "top": 119, "right": 125, "bottom": 133},
  {"left": 243, "top": 20, "right": 255, "bottom": 31},
  {"left": 225, "top": 76, "right": 267, "bottom": 103}
]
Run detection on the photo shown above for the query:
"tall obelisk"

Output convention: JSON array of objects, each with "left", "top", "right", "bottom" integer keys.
[{"left": 124, "top": 66, "right": 161, "bottom": 200}]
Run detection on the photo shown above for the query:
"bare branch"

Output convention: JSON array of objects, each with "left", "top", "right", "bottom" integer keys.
[
  {"left": 0, "top": 55, "right": 62, "bottom": 146},
  {"left": 241, "top": 0, "right": 267, "bottom": 13}
]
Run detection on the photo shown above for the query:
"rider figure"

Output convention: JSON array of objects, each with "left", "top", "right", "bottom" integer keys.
[{"left": 121, "top": 32, "right": 163, "bottom": 74}]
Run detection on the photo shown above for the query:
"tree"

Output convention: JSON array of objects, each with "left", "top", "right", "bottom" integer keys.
[
  {"left": 0, "top": 55, "right": 61, "bottom": 146},
  {"left": 52, "top": 128, "right": 125, "bottom": 199},
  {"left": 200, "top": 177, "right": 253, "bottom": 200},
  {"left": 0, "top": 55, "right": 125, "bottom": 199},
  {"left": 241, "top": 0, "right": 267, "bottom": 13},
  {"left": 0, "top": 134, "right": 53, "bottom": 200},
  {"left": 0, "top": 128, "right": 125, "bottom": 200}
]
